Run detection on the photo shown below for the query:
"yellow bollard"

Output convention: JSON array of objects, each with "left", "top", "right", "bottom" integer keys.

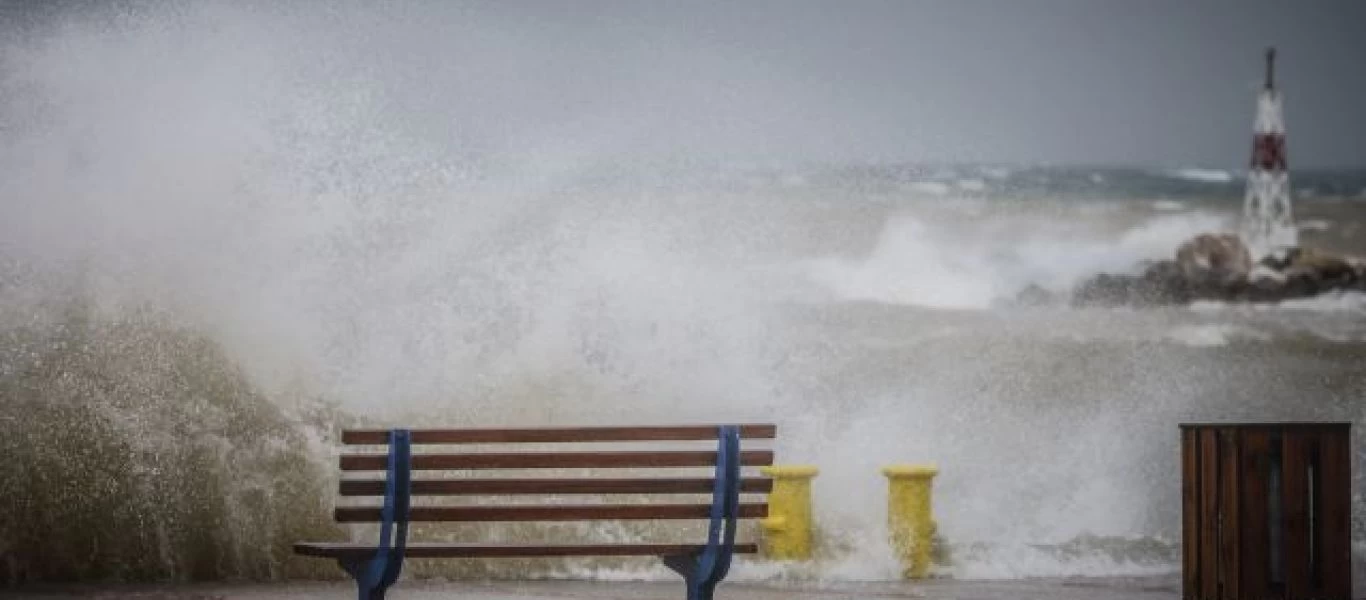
[
  {"left": 882, "top": 464, "right": 938, "bottom": 579},
  {"left": 759, "top": 465, "right": 819, "bottom": 560}
]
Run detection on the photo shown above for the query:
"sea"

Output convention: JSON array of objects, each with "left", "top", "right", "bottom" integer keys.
[{"left": 2, "top": 160, "right": 1363, "bottom": 587}]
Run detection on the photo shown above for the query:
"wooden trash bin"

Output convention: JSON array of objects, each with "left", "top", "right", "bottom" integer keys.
[{"left": 1180, "top": 422, "right": 1353, "bottom": 600}]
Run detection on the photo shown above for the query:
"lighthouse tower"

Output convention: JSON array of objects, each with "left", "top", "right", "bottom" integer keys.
[{"left": 1241, "top": 47, "right": 1298, "bottom": 259}]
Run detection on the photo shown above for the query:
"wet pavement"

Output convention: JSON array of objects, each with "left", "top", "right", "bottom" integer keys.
[{"left": 0, "top": 577, "right": 1189, "bottom": 600}]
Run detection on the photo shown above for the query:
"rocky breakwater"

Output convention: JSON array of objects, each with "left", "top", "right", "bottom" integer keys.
[{"left": 1028, "top": 233, "right": 1366, "bottom": 307}]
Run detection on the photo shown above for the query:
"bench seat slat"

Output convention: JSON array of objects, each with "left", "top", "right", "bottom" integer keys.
[
  {"left": 294, "top": 542, "right": 760, "bottom": 559},
  {"left": 342, "top": 425, "right": 776, "bottom": 445},
  {"left": 339, "top": 477, "right": 775, "bottom": 496},
  {"left": 335, "top": 503, "right": 768, "bottom": 522},
  {"left": 340, "top": 450, "right": 775, "bottom": 471}
]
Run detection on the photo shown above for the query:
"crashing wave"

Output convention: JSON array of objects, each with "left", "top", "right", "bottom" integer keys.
[{"left": 0, "top": 304, "right": 344, "bottom": 584}]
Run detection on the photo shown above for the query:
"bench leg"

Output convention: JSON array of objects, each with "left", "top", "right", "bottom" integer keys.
[
  {"left": 688, "top": 580, "right": 718, "bottom": 600},
  {"left": 664, "top": 553, "right": 718, "bottom": 600},
  {"left": 338, "top": 558, "right": 393, "bottom": 600}
]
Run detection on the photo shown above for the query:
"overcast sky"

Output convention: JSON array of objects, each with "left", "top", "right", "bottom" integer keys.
[
  {"left": 480, "top": 0, "right": 1366, "bottom": 168},
  {"left": 7, "top": 0, "right": 1366, "bottom": 168}
]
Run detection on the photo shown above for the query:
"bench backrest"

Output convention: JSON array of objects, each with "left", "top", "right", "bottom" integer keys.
[{"left": 334, "top": 424, "right": 776, "bottom": 526}]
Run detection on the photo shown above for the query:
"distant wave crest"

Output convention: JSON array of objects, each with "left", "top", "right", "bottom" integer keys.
[{"left": 1166, "top": 168, "right": 1235, "bottom": 184}]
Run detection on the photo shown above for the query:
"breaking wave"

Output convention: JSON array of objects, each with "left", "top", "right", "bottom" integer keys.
[
  {"left": 806, "top": 212, "right": 1229, "bottom": 310},
  {"left": 0, "top": 304, "right": 344, "bottom": 584}
]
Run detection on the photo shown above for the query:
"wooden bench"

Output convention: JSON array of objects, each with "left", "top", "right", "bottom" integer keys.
[{"left": 295, "top": 424, "right": 777, "bottom": 600}]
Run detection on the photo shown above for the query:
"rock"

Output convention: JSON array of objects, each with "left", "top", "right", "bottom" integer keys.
[
  {"left": 1072, "top": 273, "right": 1137, "bottom": 306},
  {"left": 1175, "top": 233, "right": 1252, "bottom": 284},
  {"left": 1063, "top": 239, "right": 1364, "bottom": 308},
  {"left": 1258, "top": 247, "right": 1299, "bottom": 271},
  {"left": 1071, "top": 259, "right": 1193, "bottom": 307},
  {"left": 1238, "top": 275, "right": 1288, "bottom": 303},
  {"left": 1139, "top": 260, "right": 1190, "bottom": 302},
  {"left": 1280, "top": 268, "right": 1324, "bottom": 299},
  {"left": 1140, "top": 259, "right": 1182, "bottom": 282},
  {"left": 1289, "top": 248, "right": 1356, "bottom": 283},
  {"left": 1248, "top": 264, "right": 1286, "bottom": 283}
]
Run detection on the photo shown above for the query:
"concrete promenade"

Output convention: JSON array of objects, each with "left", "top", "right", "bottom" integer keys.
[{"left": 1, "top": 576, "right": 1190, "bottom": 600}]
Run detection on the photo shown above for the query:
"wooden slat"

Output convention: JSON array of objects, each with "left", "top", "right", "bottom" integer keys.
[
  {"left": 294, "top": 542, "right": 759, "bottom": 559},
  {"left": 1281, "top": 431, "right": 1310, "bottom": 600},
  {"left": 335, "top": 503, "right": 768, "bottom": 522},
  {"left": 1181, "top": 427, "right": 1201, "bottom": 597},
  {"left": 1314, "top": 429, "right": 1352, "bottom": 599},
  {"left": 1178, "top": 422, "right": 1352, "bottom": 429},
  {"left": 339, "top": 477, "right": 774, "bottom": 496},
  {"left": 1198, "top": 427, "right": 1220, "bottom": 600},
  {"left": 1238, "top": 428, "right": 1272, "bottom": 599},
  {"left": 340, "top": 450, "right": 775, "bottom": 471},
  {"left": 343, "top": 424, "right": 778, "bottom": 445},
  {"left": 1217, "top": 429, "right": 1240, "bottom": 600}
]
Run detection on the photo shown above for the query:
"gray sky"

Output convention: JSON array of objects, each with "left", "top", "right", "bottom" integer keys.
[
  {"left": 474, "top": 0, "right": 1366, "bottom": 168},
  {"left": 8, "top": 0, "right": 1366, "bottom": 168}
]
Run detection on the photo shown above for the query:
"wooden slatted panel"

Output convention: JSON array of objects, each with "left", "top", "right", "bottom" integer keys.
[
  {"left": 1281, "top": 431, "right": 1310, "bottom": 600},
  {"left": 340, "top": 450, "right": 775, "bottom": 471},
  {"left": 294, "top": 542, "right": 760, "bottom": 559},
  {"left": 343, "top": 424, "right": 778, "bottom": 445},
  {"left": 1182, "top": 423, "right": 1352, "bottom": 600},
  {"left": 1198, "top": 427, "right": 1220, "bottom": 600},
  {"left": 339, "top": 477, "right": 774, "bottom": 496},
  {"left": 1181, "top": 427, "right": 1201, "bottom": 597},
  {"left": 1217, "top": 429, "right": 1240, "bottom": 600},
  {"left": 1314, "top": 427, "right": 1352, "bottom": 599},
  {"left": 335, "top": 503, "right": 768, "bottom": 522},
  {"left": 1238, "top": 428, "right": 1273, "bottom": 600}
]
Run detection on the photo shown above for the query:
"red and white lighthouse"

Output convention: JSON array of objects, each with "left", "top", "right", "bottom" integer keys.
[{"left": 1241, "top": 47, "right": 1297, "bottom": 258}]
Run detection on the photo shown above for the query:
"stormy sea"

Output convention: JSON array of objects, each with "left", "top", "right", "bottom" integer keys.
[
  {"left": 1, "top": 3, "right": 1363, "bottom": 593},
  {"left": 4, "top": 157, "right": 1364, "bottom": 585}
]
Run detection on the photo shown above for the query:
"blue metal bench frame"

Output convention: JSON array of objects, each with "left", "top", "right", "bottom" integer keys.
[
  {"left": 337, "top": 429, "right": 411, "bottom": 600},
  {"left": 663, "top": 425, "right": 742, "bottom": 600},
  {"left": 339, "top": 425, "right": 744, "bottom": 600}
]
